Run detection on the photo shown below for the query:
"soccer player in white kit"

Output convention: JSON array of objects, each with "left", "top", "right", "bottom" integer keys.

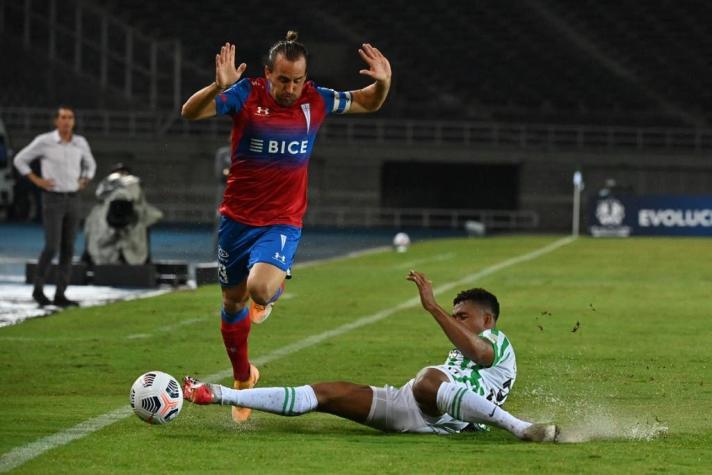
[{"left": 183, "top": 271, "right": 559, "bottom": 442}]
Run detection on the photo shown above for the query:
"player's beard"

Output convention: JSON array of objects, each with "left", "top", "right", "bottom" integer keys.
[{"left": 276, "top": 94, "right": 297, "bottom": 106}]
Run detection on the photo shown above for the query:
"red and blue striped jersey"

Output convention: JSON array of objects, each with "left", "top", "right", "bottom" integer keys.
[{"left": 215, "top": 77, "right": 352, "bottom": 227}]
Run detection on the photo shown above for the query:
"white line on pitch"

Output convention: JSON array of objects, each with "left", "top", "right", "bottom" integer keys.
[{"left": 0, "top": 236, "right": 575, "bottom": 473}]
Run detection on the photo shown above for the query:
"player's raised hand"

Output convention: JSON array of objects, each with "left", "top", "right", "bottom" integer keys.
[
  {"left": 358, "top": 43, "right": 392, "bottom": 84},
  {"left": 215, "top": 43, "right": 247, "bottom": 90},
  {"left": 407, "top": 270, "right": 438, "bottom": 312}
]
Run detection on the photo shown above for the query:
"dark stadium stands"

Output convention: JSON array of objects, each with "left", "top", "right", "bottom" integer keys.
[
  {"left": 0, "top": 34, "right": 135, "bottom": 110},
  {"left": 1, "top": 0, "right": 710, "bottom": 126},
  {"left": 540, "top": 0, "right": 712, "bottom": 125}
]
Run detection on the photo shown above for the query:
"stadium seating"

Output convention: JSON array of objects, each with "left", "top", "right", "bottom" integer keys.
[
  {"left": 539, "top": 0, "right": 712, "bottom": 125},
  {"left": 2, "top": 0, "right": 711, "bottom": 126}
]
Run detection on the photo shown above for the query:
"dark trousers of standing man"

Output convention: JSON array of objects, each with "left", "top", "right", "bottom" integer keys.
[{"left": 34, "top": 191, "right": 80, "bottom": 299}]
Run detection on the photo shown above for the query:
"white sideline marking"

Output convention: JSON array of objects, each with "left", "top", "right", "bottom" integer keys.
[
  {"left": 0, "top": 236, "right": 575, "bottom": 472},
  {"left": 0, "top": 408, "right": 133, "bottom": 472}
]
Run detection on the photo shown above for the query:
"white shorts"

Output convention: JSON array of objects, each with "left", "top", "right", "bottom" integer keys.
[{"left": 364, "top": 367, "right": 470, "bottom": 434}]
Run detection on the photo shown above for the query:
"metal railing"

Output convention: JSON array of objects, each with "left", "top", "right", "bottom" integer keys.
[
  {"left": 149, "top": 203, "right": 538, "bottom": 230},
  {"left": 319, "top": 119, "right": 712, "bottom": 151},
  {"left": 303, "top": 207, "right": 539, "bottom": 230},
  {"left": 3, "top": 106, "right": 712, "bottom": 151}
]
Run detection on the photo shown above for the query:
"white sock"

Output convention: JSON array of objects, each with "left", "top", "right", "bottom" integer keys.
[
  {"left": 219, "top": 385, "right": 318, "bottom": 416},
  {"left": 436, "top": 382, "right": 531, "bottom": 437}
]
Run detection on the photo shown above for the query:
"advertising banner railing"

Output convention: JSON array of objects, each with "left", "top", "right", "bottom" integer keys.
[{"left": 590, "top": 195, "right": 712, "bottom": 236}]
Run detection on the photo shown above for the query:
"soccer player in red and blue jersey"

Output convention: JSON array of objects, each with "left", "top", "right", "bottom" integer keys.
[{"left": 181, "top": 31, "right": 391, "bottom": 423}]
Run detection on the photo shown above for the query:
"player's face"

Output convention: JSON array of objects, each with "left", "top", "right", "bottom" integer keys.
[
  {"left": 452, "top": 301, "right": 495, "bottom": 334},
  {"left": 265, "top": 54, "right": 307, "bottom": 107},
  {"left": 54, "top": 108, "right": 75, "bottom": 136}
]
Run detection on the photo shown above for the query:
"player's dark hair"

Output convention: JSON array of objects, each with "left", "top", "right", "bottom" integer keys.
[
  {"left": 454, "top": 288, "right": 500, "bottom": 321},
  {"left": 266, "top": 30, "right": 308, "bottom": 70},
  {"left": 54, "top": 105, "right": 75, "bottom": 118}
]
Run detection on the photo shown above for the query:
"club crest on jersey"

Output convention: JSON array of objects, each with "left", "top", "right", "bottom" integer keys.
[
  {"left": 301, "top": 104, "right": 311, "bottom": 133},
  {"left": 255, "top": 107, "right": 270, "bottom": 116}
]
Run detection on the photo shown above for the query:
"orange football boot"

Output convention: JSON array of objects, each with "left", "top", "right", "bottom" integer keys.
[{"left": 231, "top": 364, "right": 260, "bottom": 422}]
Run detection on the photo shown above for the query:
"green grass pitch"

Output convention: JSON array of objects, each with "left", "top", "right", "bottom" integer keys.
[{"left": 1, "top": 235, "right": 712, "bottom": 473}]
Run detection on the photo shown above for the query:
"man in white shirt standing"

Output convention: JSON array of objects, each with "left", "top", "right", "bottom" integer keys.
[{"left": 13, "top": 106, "right": 96, "bottom": 307}]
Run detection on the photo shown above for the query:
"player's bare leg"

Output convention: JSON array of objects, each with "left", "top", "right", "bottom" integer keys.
[
  {"left": 183, "top": 377, "right": 373, "bottom": 424},
  {"left": 413, "top": 367, "right": 558, "bottom": 442},
  {"left": 220, "top": 282, "right": 259, "bottom": 422},
  {"left": 411, "top": 367, "right": 450, "bottom": 417},
  {"left": 311, "top": 382, "right": 373, "bottom": 424},
  {"left": 222, "top": 281, "right": 249, "bottom": 313},
  {"left": 246, "top": 262, "right": 287, "bottom": 324}
]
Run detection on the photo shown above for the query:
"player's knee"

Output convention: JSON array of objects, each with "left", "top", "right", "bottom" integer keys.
[
  {"left": 412, "top": 379, "right": 436, "bottom": 407},
  {"left": 311, "top": 383, "right": 334, "bottom": 407},
  {"left": 412, "top": 368, "right": 446, "bottom": 411},
  {"left": 221, "top": 292, "right": 247, "bottom": 313},
  {"left": 246, "top": 281, "right": 273, "bottom": 306},
  {"left": 311, "top": 382, "right": 352, "bottom": 409},
  {"left": 222, "top": 296, "right": 240, "bottom": 313}
]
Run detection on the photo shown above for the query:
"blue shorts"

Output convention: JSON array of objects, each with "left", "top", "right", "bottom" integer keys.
[{"left": 217, "top": 215, "right": 301, "bottom": 287}]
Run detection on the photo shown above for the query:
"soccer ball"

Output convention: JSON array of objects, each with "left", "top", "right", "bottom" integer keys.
[
  {"left": 393, "top": 232, "right": 411, "bottom": 253},
  {"left": 129, "top": 371, "right": 183, "bottom": 425}
]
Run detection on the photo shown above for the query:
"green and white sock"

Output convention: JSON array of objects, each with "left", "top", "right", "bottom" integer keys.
[
  {"left": 220, "top": 385, "right": 318, "bottom": 416},
  {"left": 436, "top": 382, "right": 531, "bottom": 437}
]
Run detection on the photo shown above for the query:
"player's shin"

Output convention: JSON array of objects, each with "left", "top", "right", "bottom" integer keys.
[
  {"left": 220, "top": 307, "right": 252, "bottom": 381},
  {"left": 436, "top": 382, "right": 531, "bottom": 437},
  {"left": 219, "top": 385, "right": 318, "bottom": 416}
]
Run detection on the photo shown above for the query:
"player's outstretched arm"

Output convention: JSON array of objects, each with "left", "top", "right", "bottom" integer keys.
[
  {"left": 347, "top": 43, "right": 392, "bottom": 113},
  {"left": 181, "top": 43, "right": 247, "bottom": 120},
  {"left": 407, "top": 271, "right": 494, "bottom": 366}
]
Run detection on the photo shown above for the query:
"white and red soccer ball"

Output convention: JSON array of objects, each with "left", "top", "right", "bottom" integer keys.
[
  {"left": 130, "top": 371, "right": 183, "bottom": 424},
  {"left": 393, "top": 232, "right": 411, "bottom": 253}
]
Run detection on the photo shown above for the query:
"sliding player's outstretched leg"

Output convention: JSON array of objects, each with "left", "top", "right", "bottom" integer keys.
[
  {"left": 183, "top": 372, "right": 558, "bottom": 442},
  {"left": 183, "top": 377, "right": 320, "bottom": 417},
  {"left": 434, "top": 380, "right": 559, "bottom": 442},
  {"left": 183, "top": 377, "right": 373, "bottom": 423},
  {"left": 412, "top": 367, "right": 559, "bottom": 442},
  {"left": 183, "top": 376, "right": 222, "bottom": 404}
]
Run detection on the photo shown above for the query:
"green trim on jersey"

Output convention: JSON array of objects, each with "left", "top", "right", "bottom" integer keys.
[
  {"left": 480, "top": 337, "right": 497, "bottom": 367},
  {"left": 496, "top": 337, "right": 511, "bottom": 365},
  {"left": 441, "top": 328, "right": 517, "bottom": 405}
]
